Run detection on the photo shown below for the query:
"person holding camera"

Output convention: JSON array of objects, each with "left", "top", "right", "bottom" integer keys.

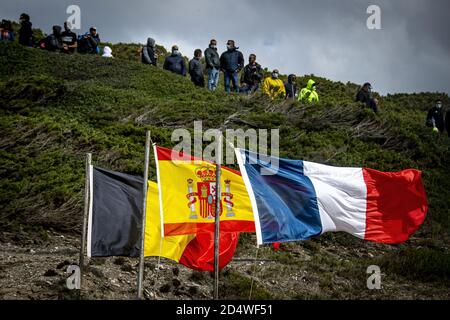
[
  {"left": 77, "top": 27, "right": 100, "bottom": 54},
  {"left": 240, "top": 54, "right": 263, "bottom": 94}
]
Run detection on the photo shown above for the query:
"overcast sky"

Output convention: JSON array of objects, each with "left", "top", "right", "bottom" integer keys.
[{"left": 2, "top": 0, "right": 449, "bottom": 95}]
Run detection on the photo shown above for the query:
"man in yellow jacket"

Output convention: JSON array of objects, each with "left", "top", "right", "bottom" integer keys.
[
  {"left": 298, "top": 79, "right": 319, "bottom": 103},
  {"left": 262, "top": 69, "right": 286, "bottom": 99}
]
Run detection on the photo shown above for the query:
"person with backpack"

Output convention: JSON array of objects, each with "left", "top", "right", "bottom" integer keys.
[
  {"left": 163, "top": 45, "right": 186, "bottom": 76},
  {"left": 299, "top": 79, "right": 319, "bottom": 103},
  {"left": 356, "top": 82, "right": 378, "bottom": 113},
  {"left": 77, "top": 27, "right": 100, "bottom": 54},
  {"left": 142, "top": 37, "right": 157, "bottom": 66},
  {"left": 240, "top": 54, "right": 264, "bottom": 94},
  {"left": 204, "top": 39, "right": 220, "bottom": 91},
  {"left": 39, "top": 25, "right": 65, "bottom": 52},
  {"left": 262, "top": 69, "right": 286, "bottom": 99},
  {"left": 189, "top": 49, "right": 205, "bottom": 87},
  {"left": 220, "top": 40, "right": 244, "bottom": 93},
  {"left": 284, "top": 74, "right": 298, "bottom": 100},
  {"left": 18, "top": 13, "right": 33, "bottom": 47},
  {"left": 61, "top": 22, "right": 78, "bottom": 53},
  {"left": 0, "top": 20, "right": 14, "bottom": 41},
  {"left": 426, "top": 99, "right": 446, "bottom": 134}
]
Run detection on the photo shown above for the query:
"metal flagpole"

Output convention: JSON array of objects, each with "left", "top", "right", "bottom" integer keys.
[
  {"left": 214, "top": 132, "right": 223, "bottom": 300},
  {"left": 137, "top": 131, "right": 151, "bottom": 300},
  {"left": 79, "top": 153, "right": 91, "bottom": 299}
]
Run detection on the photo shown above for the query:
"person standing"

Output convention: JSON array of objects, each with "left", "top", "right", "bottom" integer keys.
[
  {"left": 284, "top": 74, "right": 298, "bottom": 100},
  {"left": 426, "top": 99, "right": 446, "bottom": 134},
  {"left": 142, "top": 37, "right": 157, "bottom": 66},
  {"left": 189, "top": 49, "right": 205, "bottom": 87},
  {"left": 204, "top": 39, "right": 220, "bottom": 91},
  {"left": 262, "top": 69, "right": 286, "bottom": 99},
  {"left": 18, "top": 13, "right": 33, "bottom": 47},
  {"left": 220, "top": 40, "right": 244, "bottom": 93},
  {"left": 240, "top": 54, "right": 263, "bottom": 93},
  {"left": 61, "top": 22, "right": 78, "bottom": 53},
  {"left": 163, "top": 45, "right": 186, "bottom": 76},
  {"left": 299, "top": 79, "right": 319, "bottom": 103}
]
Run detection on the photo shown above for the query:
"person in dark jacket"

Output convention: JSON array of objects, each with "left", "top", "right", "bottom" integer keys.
[
  {"left": 426, "top": 99, "right": 446, "bottom": 134},
  {"left": 189, "top": 49, "right": 205, "bottom": 87},
  {"left": 61, "top": 22, "right": 77, "bottom": 53},
  {"left": 163, "top": 45, "right": 186, "bottom": 76},
  {"left": 41, "top": 25, "right": 65, "bottom": 52},
  {"left": 18, "top": 13, "right": 33, "bottom": 47},
  {"left": 239, "top": 54, "right": 263, "bottom": 93},
  {"left": 284, "top": 74, "right": 298, "bottom": 100},
  {"left": 446, "top": 110, "right": 450, "bottom": 137},
  {"left": 356, "top": 82, "right": 379, "bottom": 113},
  {"left": 204, "top": 39, "right": 220, "bottom": 91},
  {"left": 142, "top": 37, "right": 157, "bottom": 66},
  {"left": 0, "top": 20, "right": 14, "bottom": 41},
  {"left": 77, "top": 27, "right": 100, "bottom": 54},
  {"left": 220, "top": 40, "right": 244, "bottom": 93}
]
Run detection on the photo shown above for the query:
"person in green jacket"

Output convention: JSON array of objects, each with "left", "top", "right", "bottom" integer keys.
[{"left": 298, "top": 79, "right": 319, "bottom": 103}]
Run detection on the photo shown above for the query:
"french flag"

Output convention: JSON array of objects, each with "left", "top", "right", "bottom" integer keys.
[{"left": 235, "top": 149, "right": 428, "bottom": 245}]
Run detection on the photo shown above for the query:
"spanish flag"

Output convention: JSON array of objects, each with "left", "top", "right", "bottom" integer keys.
[
  {"left": 145, "top": 181, "right": 241, "bottom": 271},
  {"left": 154, "top": 146, "right": 255, "bottom": 237}
]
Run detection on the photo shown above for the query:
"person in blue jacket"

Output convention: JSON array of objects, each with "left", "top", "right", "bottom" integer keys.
[
  {"left": 220, "top": 40, "right": 244, "bottom": 93},
  {"left": 163, "top": 45, "right": 186, "bottom": 76},
  {"left": 0, "top": 20, "right": 14, "bottom": 41}
]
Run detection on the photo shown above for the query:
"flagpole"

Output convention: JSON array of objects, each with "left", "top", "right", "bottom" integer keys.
[
  {"left": 79, "top": 153, "right": 91, "bottom": 299},
  {"left": 137, "top": 131, "right": 151, "bottom": 300},
  {"left": 214, "top": 131, "right": 223, "bottom": 300}
]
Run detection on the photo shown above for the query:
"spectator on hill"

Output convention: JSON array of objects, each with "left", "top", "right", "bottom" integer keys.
[
  {"left": 163, "top": 45, "right": 186, "bottom": 76},
  {"left": 426, "top": 99, "right": 446, "bottom": 134},
  {"left": 0, "top": 20, "right": 14, "bottom": 41},
  {"left": 240, "top": 54, "right": 263, "bottom": 94},
  {"left": 446, "top": 109, "right": 450, "bottom": 137},
  {"left": 102, "top": 46, "right": 114, "bottom": 58},
  {"left": 204, "top": 39, "right": 220, "bottom": 91},
  {"left": 356, "top": 82, "right": 378, "bottom": 113},
  {"left": 299, "top": 79, "right": 319, "bottom": 103},
  {"left": 39, "top": 25, "right": 66, "bottom": 52},
  {"left": 142, "top": 37, "right": 157, "bottom": 66},
  {"left": 284, "top": 74, "right": 298, "bottom": 101},
  {"left": 262, "top": 69, "right": 286, "bottom": 99},
  {"left": 189, "top": 49, "right": 205, "bottom": 87},
  {"left": 61, "top": 22, "right": 77, "bottom": 53},
  {"left": 220, "top": 40, "right": 244, "bottom": 93},
  {"left": 77, "top": 27, "right": 100, "bottom": 54},
  {"left": 18, "top": 13, "right": 33, "bottom": 47}
]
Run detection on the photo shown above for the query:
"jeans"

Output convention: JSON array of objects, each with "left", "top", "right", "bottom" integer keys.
[
  {"left": 224, "top": 71, "right": 239, "bottom": 93},
  {"left": 207, "top": 68, "right": 220, "bottom": 91}
]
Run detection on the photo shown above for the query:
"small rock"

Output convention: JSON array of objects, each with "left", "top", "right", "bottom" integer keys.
[
  {"left": 159, "top": 283, "right": 171, "bottom": 293},
  {"left": 44, "top": 269, "right": 58, "bottom": 277},
  {"left": 29, "top": 249, "right": 36, "bottom": 254},
  {"left": 172, "top": 278, "right": 181, "bottom": 288}
]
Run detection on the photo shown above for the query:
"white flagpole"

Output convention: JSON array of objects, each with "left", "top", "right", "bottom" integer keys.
[
  {"left": 214, "top": 132, "right": 223, "bottom": 300},
  {"left": 79, "top": 153, "right": 91, "bottom": 298},
  {"left": 137, "top": 131, "right": 151, "bottom": 300}
]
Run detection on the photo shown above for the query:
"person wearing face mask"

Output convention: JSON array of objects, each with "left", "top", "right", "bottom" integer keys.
[
  {"left": 299, "top": 79, "right": 319, "bottom": 103},
  {"left": 220, "top": 40, "right": 244, "bottom": 93},
  {"left": 284, "top": 74, "right": 298, "bottom": 100},
  {"left": 356, "top": 82, "right": 378, "bottom": 112},
  {"left": 163, "top": 45, "right": 187, "bottom": 76},
  {"left": 426, "top": 99, "right": 446, "bottom": 134},
  {"left": 262, "top": 69, "right": 286, "bottom": 99},
  {"left": 142, "top": 37, "right": 157, "bottom": 66},
  {"left": 240, "top": 54, "right": 264, "bottom": 93},
  {"left": 189, "top": 49, "right": 205, "bottom": 87},
  {"left": 204, "top": 39, "right": 220, "bottom": 91},
  {"left": 18, "top": 13, "right": 33, "bottom": 47}
]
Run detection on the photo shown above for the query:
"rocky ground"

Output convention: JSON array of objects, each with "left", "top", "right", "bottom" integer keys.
[{"left": 1, "top": 231, "right": 448, "bottom": 300}]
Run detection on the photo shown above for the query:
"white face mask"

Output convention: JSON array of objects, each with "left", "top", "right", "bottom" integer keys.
[
  {"left": 272, "top": 73, "right": 279, "bottom": 78},
  {"left": 172, "top": 50, "right": 179, "bottom": 55},
  {"left": 227, "top": 45, "right": 233, "bottom": 50},
  {"left": 210, "top": 44, "right": 216, "bottom": 49},
  {"left": 437, "top": 103, "right": 442, "bottom": 109}
]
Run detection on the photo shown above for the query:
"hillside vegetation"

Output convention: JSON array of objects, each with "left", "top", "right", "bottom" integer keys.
[{"left": 0, "top": 41, "right": 449, "bottom": 299}]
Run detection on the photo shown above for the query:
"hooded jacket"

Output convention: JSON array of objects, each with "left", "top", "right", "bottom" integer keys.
[
  {"left": 262, "top": 76, "right": 286, "bottom": 99},
  {"left": 220, "top": 48, "right": 244, "bottom": 73},
  {"left": 102, "top": 46, "right": 113, "bottom": 58},
  {"left": 299, "top": 79, "right": 319, "bottom": 103},
  {"left": 446, "top": 110, "right": 450, "bottom": 137},
  {"left": 204, "top": 46, "right": 220, "bottom": 70},
  {"left": 163, "top": 53, "right": 187, "bottom": 76},
  {"left": 142, "top": 38, "right": 157, "bottom": 66},
  {"left": 284, "top": 74, "right": 297, "bottom": 100},
  {"left": 19, "top": 20, "right": 33, "bottom": 46},
  {"left": 426, "top": 105, "right": 445, "bottom": 132}
]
